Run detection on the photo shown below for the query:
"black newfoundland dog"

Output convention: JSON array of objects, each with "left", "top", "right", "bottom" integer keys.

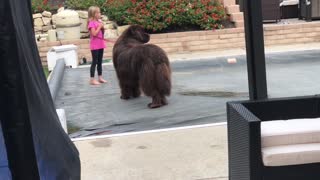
[{"left": 112, "top": 25, "right": 171, "bottom": 108}]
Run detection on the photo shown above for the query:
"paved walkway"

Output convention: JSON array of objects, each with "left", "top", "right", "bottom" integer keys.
[{"left": 74, "top": 124, "right": 228, "bottom": 180}]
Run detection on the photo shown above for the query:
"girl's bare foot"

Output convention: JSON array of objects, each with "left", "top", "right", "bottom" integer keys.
[
  {"left": 98, "top": 76, "right": 107, "bottom": 83},
  {"left": 90, "top": 79, "right": 101, "bottom": 85}
]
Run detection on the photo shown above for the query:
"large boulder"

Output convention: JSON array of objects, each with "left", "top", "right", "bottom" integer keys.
[
  {"left": 104, "top": 23, "right": 114, "bottom": 30},
  {"left": 42, "top": 17, "right": 52, "bottom": 26},
  {"left": 77, "top": 11, "right": 88, "bottom": 19},
  {"left": 39, "top": 38, "right": 47, "bottom": 42},
  {"left": 104, "top": 29, "right": 118, "bottom": 38},
  {"left": 34, "top": 18, "right": 44, "bottom": 27},
  {"left": 58, "top": 7, "right": 64, "bottom": 13},
  {"left": 34, "top": 26, "right": 42, "bottom": 32},
  {"left": 81, "top": 32, "right": 90, "bottom": 39},
  {"left": 52, "top": 14, "right": 57, "bottom": 25},
  {"left": 42, "top": 11, "right": 52, "bottom": 18},
  {"left": 80, "top": 18, "right": 88, "bottom": 33},
  {"left": 42, "top": 25, "right": 53, "bottom": 32},
  {"left": 101, "top": 15, "right": 109, "bottom": 22},
  {"left": 117, "top": 25, "right": 130, "bottom": 35},
  {"left": 33, "top": 13, "right": 42, "bottom": 19}
]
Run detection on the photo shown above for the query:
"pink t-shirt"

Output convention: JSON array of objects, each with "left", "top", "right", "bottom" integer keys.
[{"left": 88, "top": 20, "right": 106, "bottom": 50}]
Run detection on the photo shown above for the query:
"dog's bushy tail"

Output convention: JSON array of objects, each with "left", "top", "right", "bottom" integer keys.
[
  {"left": 155, "top": 63, "right": 171, "bottom": 96},
  {"left": 139, "top": 58, "right": 171, "bottom": 97},
  {"left": 139, "top": 58, "right": 156, "bottom": 96}
]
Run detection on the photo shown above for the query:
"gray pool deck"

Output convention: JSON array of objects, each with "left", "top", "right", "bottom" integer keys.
[
  {"left": 56, "top": 42, "right": 320, "bottom": 137},
  {"left": 69, "top": 42, "right": 320, "bottom": 179}
]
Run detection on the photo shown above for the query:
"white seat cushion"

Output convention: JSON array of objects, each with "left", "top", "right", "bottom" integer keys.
[
  {"left": 280, "top": 0, "right": 299, "bottom": 6},
  {"left": 261, "top": 118, "right": 320, "bottom": 148},
  {"left": 262, "top": 143, "right": 320, "bottom": 166}
]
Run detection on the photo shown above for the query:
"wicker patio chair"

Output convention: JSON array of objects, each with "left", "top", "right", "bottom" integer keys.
[{"left": 227, "top": 95, "right": 320, "bottom": 180}]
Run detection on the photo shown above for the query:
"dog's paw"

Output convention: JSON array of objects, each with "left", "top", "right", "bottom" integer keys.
[
  {"left": 132, "top": 93, "right": 141, "bottom": 98},
  {"left": 132, "top": 89, "right": 141, "bottom": 98},
  {"left": 148, "top": 103, "right": 162, "bottom": 109},
  {"left": 161, "top": 98, "right": 168, "bottom": 105},
  {"left": 120, "top": 95, "right": 130, "bottom": 100}
]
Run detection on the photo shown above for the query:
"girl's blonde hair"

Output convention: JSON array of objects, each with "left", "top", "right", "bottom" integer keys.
[{"left": 88, "top": 6, "right": 100, "bottom": 21}]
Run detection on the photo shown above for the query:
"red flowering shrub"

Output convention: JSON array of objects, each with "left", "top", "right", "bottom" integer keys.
[
  {"left": 187, "top": 0, "right": 227, "bottom": 29},
  {"left": 104, "top": 0, "right": 227, "bottom": 32},
  {"left": 31, "top": 0, "right": 227, "bottom": 31},
  {"left": 65, "top": 0, "right": 106, "bottom": 11},
  {"left": 32, "top": 0, "right": 50, "bottom": 13},
  {"left": 104, "top": 0, "right": 134, "bottom": 25},
  {"left": 31, "top": 0, "right": 63, "bottom": 13},
  {"left": 124, "top": 1, "right": 187, "bottom": 31}
]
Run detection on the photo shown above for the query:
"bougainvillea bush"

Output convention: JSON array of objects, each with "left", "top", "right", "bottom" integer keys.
[
  {"left": 31, "top": 0, "right": 64, "bottom": 13},
  {"left": 32, "top": 0, "right": 105, "bottom": 13},
  {"left": 32, "top": 0, "right": 228, "bottom": 32},
  {"left": 103, "top": 0, "right": 134, "bottom": 25},
  {"left": 65, "top": 0, "right": 106, "bottom": 11},
  {"left": 186, "top": 0, "right": 227, "bottom": 30},
  {"left": 104, "top": 0, "right": 227, "bottom": 32}
]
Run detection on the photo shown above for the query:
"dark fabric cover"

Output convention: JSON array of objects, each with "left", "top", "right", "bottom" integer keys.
[
  {"left": 0, "top": 124, "right": 11, "bottom": 180},
  {"left": 0, "top": 0, "right": 80, "bottom": 179}
]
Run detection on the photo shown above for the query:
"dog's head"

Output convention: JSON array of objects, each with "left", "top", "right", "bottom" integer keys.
[{"left": 125, "top": 25, "right": 150, "bottom": 43}]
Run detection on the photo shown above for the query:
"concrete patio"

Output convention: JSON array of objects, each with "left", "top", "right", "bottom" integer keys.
[{"left": 74, "top": 124, "right": 228, "bottom": 180}]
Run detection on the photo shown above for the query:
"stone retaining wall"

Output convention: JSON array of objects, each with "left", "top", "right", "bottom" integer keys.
[
  {"left": 37, "top": 22, "right": 320, "bottom": 65},
  {"left": 34, "top": 8, "right": 118, "bottom": 42}
]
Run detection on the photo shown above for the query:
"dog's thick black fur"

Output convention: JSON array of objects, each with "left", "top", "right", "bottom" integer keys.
[{"left": 112, "top": 25, "right": 171, "bottom": 108}]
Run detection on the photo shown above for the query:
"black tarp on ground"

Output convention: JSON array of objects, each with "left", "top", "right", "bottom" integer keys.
[{"left": 0, "top": 0, "right": 80, "bottom": 179}]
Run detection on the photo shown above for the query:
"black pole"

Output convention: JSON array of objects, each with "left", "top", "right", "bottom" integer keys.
[
  {"left": 243, "top": 0, "right": 268, "bottom": 100},
  {"left": 299, "top": 0, "right": 302, "bottom": 20},
  {"left": 0, "top": 0, "right": 40, "bottom": 179},
  {"left": 306, "top": 0, "right": 312, "bottom": 22}
]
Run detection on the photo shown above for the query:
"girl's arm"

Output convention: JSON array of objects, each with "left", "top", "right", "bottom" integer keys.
[
  {"left": 104, "top": 39, "right": 116, "bottom": 43},
  {"left": 90, "top": 23, "right": 103, "bottom": 36}
]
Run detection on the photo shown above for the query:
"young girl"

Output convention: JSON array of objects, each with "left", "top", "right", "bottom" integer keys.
[{"left": 88, "top": 6, "right": 107, "bottom": 85}]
